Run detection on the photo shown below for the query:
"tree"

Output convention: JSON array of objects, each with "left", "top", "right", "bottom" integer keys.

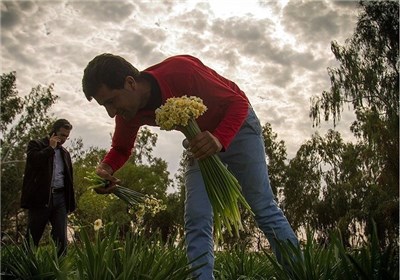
[
  {"left": 1, "top": 72, "right": 58, "bottom": 239},
  {"left": 1, "top": 72, "right": 23, "bottom": 131},
  {"left": 310, "top": 1, "right": 399, "bottom": 246},
  {"left": 262, "top": 123, "right": 288, "bottom": 201},
  {"left": 72, "top": 127, "right": 176, "bottom": 240},
  {"left": 283, "top": 130, "right": 367, "bottom": 246},
  {"left": 130, "top": 127, "right": 158, "bottom": 164}
]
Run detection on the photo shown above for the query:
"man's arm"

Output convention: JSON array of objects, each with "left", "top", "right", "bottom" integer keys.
[
  {"left": 102, "top": 115, "right": 141, "bottom": 171},
  {"left": 95, "top": 116, "right": 140, "bottom": 194},
  {"left": 26, "top": 139, "right": 55, "bottom": 163}
]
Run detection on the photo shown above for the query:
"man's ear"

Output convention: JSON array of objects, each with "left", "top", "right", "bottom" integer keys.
[{"left": 125, "top": 76, "right": 136, "bottom": 90}]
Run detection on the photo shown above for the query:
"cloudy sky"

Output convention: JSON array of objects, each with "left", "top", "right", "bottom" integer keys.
[{"left": 2, "top": 0, "right": 360, "bottom": 181}]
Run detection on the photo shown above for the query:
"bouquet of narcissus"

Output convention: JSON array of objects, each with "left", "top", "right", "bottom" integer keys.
[
  {"left": 155, "top": 95, "right": 253, "bottom": 243},
  {"left": 84, "top": 171, "right": 145, "bottom": 206}
]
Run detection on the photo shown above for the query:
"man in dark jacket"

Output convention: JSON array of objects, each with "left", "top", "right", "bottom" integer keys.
[{"left": 21, "top": 119, "right": 76, "bottom": 256}]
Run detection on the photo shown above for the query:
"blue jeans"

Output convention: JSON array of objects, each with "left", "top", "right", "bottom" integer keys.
[
  {"left": 184, "top": 107, "right": 298, "bottom": 279},
  {"left": 26, "top": 191, "right": 68, "bottom": 256}
]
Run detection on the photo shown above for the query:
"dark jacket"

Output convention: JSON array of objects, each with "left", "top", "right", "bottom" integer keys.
[{"left": 20, "top": 137, "right": 76, "bottom": 212}]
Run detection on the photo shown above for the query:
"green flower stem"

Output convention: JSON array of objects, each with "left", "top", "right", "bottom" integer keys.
[
  {"left": 182, "top": 118, "right": 253, "bottom": 244},
  {"left": 84, "top": 172, "right": 145, "bottom": 206}
]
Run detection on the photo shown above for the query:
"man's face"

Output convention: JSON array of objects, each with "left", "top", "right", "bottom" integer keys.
[
  {"left": 93, "top": 79, "right": 141, "bottom": 120},
  {"left": 55, "top": 127, "right": 71, "bottom": 146}
]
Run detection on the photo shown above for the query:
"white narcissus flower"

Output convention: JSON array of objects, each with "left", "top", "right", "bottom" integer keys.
[
  {"left": 155, "top": 95, "right": 207, "bottom": 130},
  {"left": 93, "top": 219, "right": 103, "bottom": 231},
  {"left": 74, "top": 226, "right": 81, "bottom": 233}
]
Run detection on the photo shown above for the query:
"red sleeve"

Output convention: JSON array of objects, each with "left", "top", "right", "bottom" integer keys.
[
  {"left": 212, "top": 96, "right": 249, "bottom": 150},
  {"left": 102, "top": 115, "right": 140, "bottom": 172}
]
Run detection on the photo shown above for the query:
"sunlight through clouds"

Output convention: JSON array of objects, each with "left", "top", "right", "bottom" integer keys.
[{"left": 1, "top": 0, "right": 360, "bottom": 176}]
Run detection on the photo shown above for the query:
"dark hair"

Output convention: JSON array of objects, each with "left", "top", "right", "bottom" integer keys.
[
  {"left": 51, "top": 119, "right": 72, "bottom": 134},
  {"left": 82, "top": 53, "right": 140, "bottom": 101}
]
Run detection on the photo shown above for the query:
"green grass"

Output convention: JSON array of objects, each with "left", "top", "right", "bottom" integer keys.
[
  {"left": 1, "top": 236, "right": 72, "bottom": 280},
  {"left": 215, "top": 244, "right": 272, "bottom": 279},
  {"left": 2, "top": 224, "right": 398, "bottom": 280}
]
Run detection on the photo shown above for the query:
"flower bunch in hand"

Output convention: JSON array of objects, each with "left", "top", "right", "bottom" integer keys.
[
  {"left": 84, "top": 171, "right": 145, "bottom": 206},
  {"left": 155, "top": 95, "right": 207, "bottom": 130},
  {"left": 156, "top": 96, "right": 253, "bottom": 243}
]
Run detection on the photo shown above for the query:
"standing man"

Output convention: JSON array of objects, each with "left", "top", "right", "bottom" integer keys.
[
  {"left": 82, "top": 54, "right": 298, "bottom": 279},
  {"left": 21, "top": 119, "right": 76, "bottom": 256}
]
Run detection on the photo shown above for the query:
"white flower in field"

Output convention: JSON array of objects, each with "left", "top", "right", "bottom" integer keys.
[
  {"left": 136, "top": 204, "right": 145, "bottom": 219},
  {"left": 73, "top": 225, "right": 81, "bottom": 233},
  {"left": 93, "top": 219, "right": 103, "bottom": 231}
]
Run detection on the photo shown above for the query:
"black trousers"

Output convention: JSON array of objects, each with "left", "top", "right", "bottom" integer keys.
[{"left": 26, "top": 191, "right": 68, "bottom": 256}]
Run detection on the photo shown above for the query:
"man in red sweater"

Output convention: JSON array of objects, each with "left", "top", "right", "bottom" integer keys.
[{"left": 82, "top": 54, "right": 298, "bottom": 279}]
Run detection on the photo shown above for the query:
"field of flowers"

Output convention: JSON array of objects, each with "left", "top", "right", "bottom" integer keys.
[{"left": 1, "top": 222, "right": 398, "bottom": 280}]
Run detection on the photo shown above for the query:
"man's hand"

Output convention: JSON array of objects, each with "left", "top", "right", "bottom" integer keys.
[
  {"left": 49, "top": 133, "right": 61, "bottom": 148},
  {"left": 94, "top": 163, "right": 120, "bottom": 194},
  {"left": 189, "top": 131, "right": 223, "bottom": 160}
]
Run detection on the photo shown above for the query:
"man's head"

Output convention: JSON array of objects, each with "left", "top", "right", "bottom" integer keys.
[
  {"left": 82, "top": 53, "right": 140, "bottom": 101},
  {"left": 82, "top": 54, "right": 149, "bottom": 120},
  {"left": 51, "top": 119, "right": 72, "bottom": 146}
]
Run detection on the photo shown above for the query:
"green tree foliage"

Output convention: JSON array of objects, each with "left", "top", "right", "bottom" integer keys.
[
  {"left": 1, "top": 72, "right": 23, "bottom": 131},
  {"left": 1, "top": 72, "right": 58, "bottom": 239},
  {"left": 152, "top": 153, "right": 187, "bottom": 241},
  {"left": 72, "top": 127, "right": 179, "bottom": 240},
  {"left": 72, "top": 146, "right": 109, "bottom": 224},
  {"left": 262, "top": 123, "right": 288, "bottom": 200},
  {"left": 309, "top": 1, "right": 399, "bottom": 246},
  {"left": 283, "top": 130, "right": 367, "bottom": 246},
  {"left": 130, "top": 127, "right": 158, "bottom": 164},
  {"left": 1, "top": 73, "right": 57, "bottom": 165}
]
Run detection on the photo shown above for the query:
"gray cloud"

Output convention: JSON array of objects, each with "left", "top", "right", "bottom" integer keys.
[
  {"left": 1, "top": 1, "right": 38, "bottom": 29},
  {"left": 331, "top": 1, "right": 360, "bottom": 9},
  {"left": 169, "top": 5, "right": 210, "bottom": 33},
  {"left": 282, "top": 1, "right": 339, "bottom": 41},
  {"left": 119, "top": 30, "right": 156, "bottom": 52},
  {"left": 69, "top": 0, "right": 135, "bottom": 23},
  {"left": 212, "top": 16, "right": 272, "bottom": 42},
  {"left": 1, "top": 0, "right": 360, "bottom": 175},
  {"left": 282, "top": 0, "right": 357, "bottom": 43},
  {"left": 134, "top": 0, "right": 175, "bottom": 15},
  {"left": 1, "top": 2, "right": 20, "bottom": 29}
]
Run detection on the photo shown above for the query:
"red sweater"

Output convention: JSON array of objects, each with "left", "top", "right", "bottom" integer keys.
[{"left": 103, "top": 55, "right": 249, "bottom": 171}]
